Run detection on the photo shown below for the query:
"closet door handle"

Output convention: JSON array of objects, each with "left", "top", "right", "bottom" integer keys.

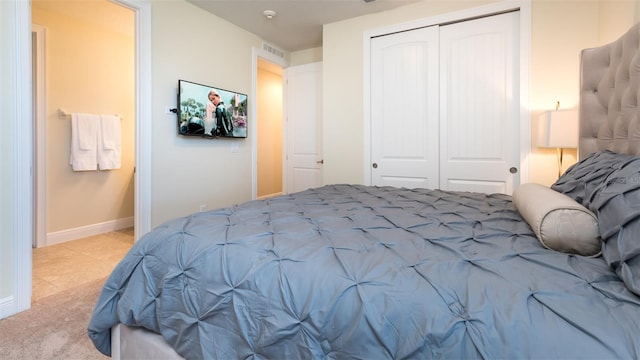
[
  {"left": 509, "top": 167, "right": 518, "bottom": 174},
  {"left": 372, "top": 163, "right": 378, "bottom": 169},
  {"left": 316, "top": 160, "right": 324, "bottom": 164}
]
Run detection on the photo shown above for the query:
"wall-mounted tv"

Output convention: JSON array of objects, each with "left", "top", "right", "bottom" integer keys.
[{"left": 177, "top": 79, "right": 248, "bottom": 138}]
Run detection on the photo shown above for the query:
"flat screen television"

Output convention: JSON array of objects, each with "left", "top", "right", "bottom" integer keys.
[{"left": 177, "top": 79, "right": 248, "bottom": 138}]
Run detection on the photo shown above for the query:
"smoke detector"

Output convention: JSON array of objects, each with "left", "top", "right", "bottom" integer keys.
[{"left": 263, "top": 10, "right": 276, "bottom": 19}]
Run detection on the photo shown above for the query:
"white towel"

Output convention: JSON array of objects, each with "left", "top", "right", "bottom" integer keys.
[
  {"left": 98, "top": 114, "right": 122, "bottom": 170},
  {"left": 70, "top": 113, "right": 99, "bottom": 171}
]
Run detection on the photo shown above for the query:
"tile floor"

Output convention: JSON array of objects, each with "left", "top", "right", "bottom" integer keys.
[{"left": 32, "top": 228, "right": 134, "bottom": 302}]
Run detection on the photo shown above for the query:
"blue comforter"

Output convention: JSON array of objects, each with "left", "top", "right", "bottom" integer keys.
[{"left": 88, "top": 184, "right": 640, "bottom": 359}]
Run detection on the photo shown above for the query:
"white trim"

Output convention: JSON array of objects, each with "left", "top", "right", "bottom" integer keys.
[
  {"left": 5, "top": 0, "right": 33, "bottom": 319},
  {"left": 0, "top": 296, "right": 16, "bottom": 319},
  {"left": 32, "top": 24, "right": 47, "bottom": 248},
  {"left": 363, "top": 31, "right": 372, "bottom": 186},
  {"left": 256, "top": 192, "right": 283, "bottom": 200},
  {"left": 45, "top": 217, "right": 135, "bottom": 246},
  {"left": 251, "top": 48, "right": 259, "bottom": 200},
  {"left": 282, "top": 67, "right": 290, "bottom": 194},
  {"left": 363, "top": 0, "right": 531, "bottom": 186},
  {"left": 111, "top": 0, "right": 152, "bottom": 240},
  {"left": 518, "top": 0, "right": 532, "bottom": 187}
]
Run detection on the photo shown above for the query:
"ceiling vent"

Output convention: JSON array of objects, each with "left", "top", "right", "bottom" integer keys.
[
  {"left": 262, "top": 42, "right": 285, "bottom": 60},
  {"left": 362, "top": 0, "right": 376, "bottom": 3}
]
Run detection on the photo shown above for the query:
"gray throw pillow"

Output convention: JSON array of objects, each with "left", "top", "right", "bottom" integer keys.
[
  {"left": 552, "top": 150, "right": 636, "bottom": 208},
  {"left": 590, "top": 158, "right": 640, "bottom": 296}
]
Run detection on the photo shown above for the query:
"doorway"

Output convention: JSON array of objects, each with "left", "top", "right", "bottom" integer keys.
[
  {"left": 256, "top": 58, "right": 284, "bottom": 199},
  {"left": 253, "top": 55, "right": 324, "bottom": 199},
  {"left": 32, "top": 0, "right": 136, "bottom": 248},
  {"left": 30, "top": 0, "right": 136, "bottom": 300},
  {"left": 3, "top": 0, "right": 151, "bottom": 318}
]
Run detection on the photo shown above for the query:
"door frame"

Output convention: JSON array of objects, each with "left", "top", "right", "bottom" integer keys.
[
  {"left": 5, "top": 0, "right": 151, "bottom": 317},
  {"left": 32, "top": 24, "right": 46, "bottom": 248},
  {"left": 363, "top": 0, "right": 531, "bottom": 186}
]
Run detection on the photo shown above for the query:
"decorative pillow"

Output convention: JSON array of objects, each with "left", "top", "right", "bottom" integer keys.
[
  {"left": 513, "top": 183, "right": 601, "bottom": 257},
  {"left": 590, "top": 158, "right": 640, "bottom": 296},
  {"left": 551, "top": 150, "right": 637, "bottom": 208}
]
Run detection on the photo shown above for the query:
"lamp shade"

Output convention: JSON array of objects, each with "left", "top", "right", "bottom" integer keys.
[{"left": 537, "top": 109, "right": 578, "bottom": 148}]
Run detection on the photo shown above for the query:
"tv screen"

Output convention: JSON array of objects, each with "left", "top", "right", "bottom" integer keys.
[{"left": 177, "top": 79, "right": 248, "bottom": 138}]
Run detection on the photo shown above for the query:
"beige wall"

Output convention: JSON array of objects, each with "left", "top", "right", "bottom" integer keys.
[
  {"left": 290, "top": 47, "right": 323, "bottom": 66},
  {"left": 32, "top": 3, "right": 135, "bottom": 234},
  {"left": 529, "top": 1, "right": 599, "bottom": 186},
  {"left": 599, "top": 0, "right": 638, "bottom": 44},
  {"left": 321, "top": 0, "right": 638, "bottom": 187},
  {"left": 257, "top": 60, "right": 283, "bottom": 198},
  {"left": 530, "top": 0, "right": 637, "bottom": 185},
  {"left": 150, "top": 0, "right": 263, "bottom": 227}
]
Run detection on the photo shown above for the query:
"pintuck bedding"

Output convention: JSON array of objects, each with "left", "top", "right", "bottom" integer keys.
[{"left": 89, "top": 180, "right": 640, "bottom": 359}]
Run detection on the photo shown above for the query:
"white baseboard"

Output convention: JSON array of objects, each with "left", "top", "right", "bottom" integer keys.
[
  {"left": 257, "top": 192, "right": 283, "bottom": 200},
  {"left": 0, "top": 296, "right": 16, "bottom": 319},
  {"left": 45, "top": 217, "right": 134, "bottom": 247}
]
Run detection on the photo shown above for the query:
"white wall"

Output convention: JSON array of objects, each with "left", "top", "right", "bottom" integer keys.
[
  {"left": 290, "top": 47, "right": 322, "bottom": 66},
  {"left": 150, "top": 0, "right": 263, "bottom": 227}
]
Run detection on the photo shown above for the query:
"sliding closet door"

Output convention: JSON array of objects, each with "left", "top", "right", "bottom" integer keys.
[
  {"left": 370, "top": 26, "right": 440, "bottom": 188},
  {"left": 369, "top": 11, "right": 520, "bottom": 194},
  {"left": 439, "top": 12, "right": 520, "bottom": 194}
]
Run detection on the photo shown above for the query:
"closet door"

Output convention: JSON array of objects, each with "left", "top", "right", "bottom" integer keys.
[
  {"left": 370, "top": 26, "right": 440, "bottom": 188},
  {"left": 439, "top": 12, "right": 520, "bottom": 194},
  {"left": 369, "top": 11, "right": 520, "bottom": 194}
]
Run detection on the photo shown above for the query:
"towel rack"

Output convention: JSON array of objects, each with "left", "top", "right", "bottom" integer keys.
[{"left": 58, "top": 109, "right": 121, "bottom": 118}]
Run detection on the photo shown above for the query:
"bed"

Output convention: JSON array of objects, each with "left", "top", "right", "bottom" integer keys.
[{"left": 88, "top": 24, "right": 640, "bottom": 359}]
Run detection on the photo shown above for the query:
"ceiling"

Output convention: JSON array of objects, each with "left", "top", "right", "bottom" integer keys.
[{"left": 185, "top": 0, "right": 423, "bottom": 52}]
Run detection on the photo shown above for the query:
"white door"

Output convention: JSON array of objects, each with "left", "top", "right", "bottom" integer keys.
[
  {"left": 439, "top": 12, "right": 519, "bottom": 194},
  {"left": 284, "top": 62, "right": 323, "bottom": 194},
  {"left": 370, "top": 26, "right": 440, "bottom": 189}
]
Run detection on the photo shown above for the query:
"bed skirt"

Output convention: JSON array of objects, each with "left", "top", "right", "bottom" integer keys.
[{"left": 111, "top": 324, "right": 183, "bottom": 360}]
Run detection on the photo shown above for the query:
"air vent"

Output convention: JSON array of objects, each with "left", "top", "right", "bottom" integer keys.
[
  {"left": 262, "top": 42, "right": 285, "bottom": 60},
  {"left": 362, "top": 0, "right": 376, "bottom": 3}
]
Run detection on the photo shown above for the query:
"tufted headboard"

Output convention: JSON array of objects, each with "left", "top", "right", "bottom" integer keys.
[{"left": 579, "top": 22, "right": 640, "bottom": 159}]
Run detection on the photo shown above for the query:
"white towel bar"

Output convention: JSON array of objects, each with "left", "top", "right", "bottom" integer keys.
[{"left": 59, "top": 109, "right": 121, "bottom": 118}]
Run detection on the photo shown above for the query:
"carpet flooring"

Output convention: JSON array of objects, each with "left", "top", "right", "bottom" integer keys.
[{"left": 0, "top": 277, "right": 108, "bottom": 359}]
